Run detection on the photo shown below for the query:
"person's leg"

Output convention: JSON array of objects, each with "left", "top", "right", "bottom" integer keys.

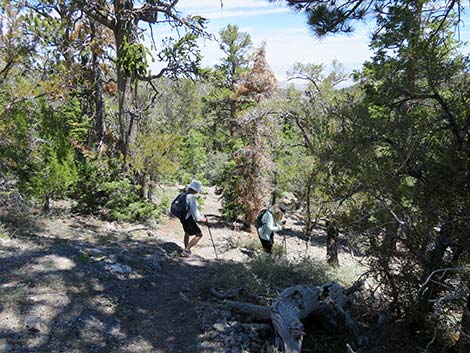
[
  {"left": 181, "top": 217, "right": 196, "bottom": 253},
  {"left": 184, "top": 233, "right": 190, "bottom": 249},
  {"left": 259, "top": 237, "right": 272, "bottom": 253},
  {"left": 183, "top": 217, "right": 202, "bottom": 252},
  {"left": 268, "top": 234, "right": 274, "bottom": 253},
  {"left": 266, "top": 241, "right": 273, "bottom": 253},
  {"left": 187, "top": 233, "right": 202, "bottom": 251}
]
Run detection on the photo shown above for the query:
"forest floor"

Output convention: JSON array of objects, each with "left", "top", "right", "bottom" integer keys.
[{"left": 0, "top": 186, "right": 362, "bottom": 353}]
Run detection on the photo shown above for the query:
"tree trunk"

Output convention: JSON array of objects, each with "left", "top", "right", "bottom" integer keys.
[
  {"left": 114, "top": 0, "right": 139, "bottom": 157},
  {"left": 456, "top": 289, "right": 470, "bottom": 352},
  {"left": 88, "top": 22, "right": 106, "bottom": 152},
  {"left": 326, "top": 220, "right": 339, "bottom": 267},
  {"left": 229, "top": 97, "right": 236, "bottom": 136},
  {"left": 242, "top": 221, "right": 252, "bottom": 233},
  {"left": 220, "top": 282, "right": 365, "bottom": 353},
  {"left": 115, "top": 31, "right": 131, "bottom": 156},
  {"left": 414, "top": 222, "right": 453, "bottom": 327},
  {"left": 139, "top": 172, "right": 150, "bottom": 200},
  {"left": 271, "top": 283, "right": 364, "bottom": 353},
  {"left": 271, "top": 170, "right": 278, "bottom": 205},
  {"left": 43, "top": 194, "right": 51, "bottom": 212},
  {"left": 224, "top": 300, "right": 272, "bottom": 322},
  {"left": 304, "top": 180, "right": 313, "bottom": 238}
]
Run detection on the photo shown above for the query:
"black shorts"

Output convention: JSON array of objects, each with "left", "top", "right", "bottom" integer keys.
[
  {"left": 259, "top": 233, "right": 274, "bottom": 253},
  {"left": 180, "top": 216, "right": 202, "bottom": 236}
]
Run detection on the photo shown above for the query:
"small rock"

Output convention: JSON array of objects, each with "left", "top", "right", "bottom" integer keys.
[
  {"left": 179, "top": 291, "right": 190, "bottom": 302},
  {"left": 212, "top": 323, "right": 227, "bottom": 332},
  {"left": 240, "top": 323, "right": 271, "bottom": 333},
  {"left": 229, "top": 321, "right": 241, "bottom": 330},
  {"left": 105, "top": 263, "right": 132, "bottom": 274},
  {"left": 221, "top": 310, "right": 231, "bottom": 320},
  {"left": 0, "top": 342, "right": 12, "bottom": 352},
  {"left": 199, "top": 341, "right": 212, "bottom": 349},
  {"left": 224, "top": 336, "right": 235, "bottom": 346},
  {"left": 25, "top": 317, "right": 43, "bottom": 333},
  {"left": 149, "top": 255, "right": 162, "bottom": 270},
  {"left": 88, "top": 248, "right": 105, "bottom": 256}
]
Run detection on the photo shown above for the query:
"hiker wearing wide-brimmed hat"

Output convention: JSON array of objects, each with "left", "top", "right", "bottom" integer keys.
[
  {"left": 170, "top": 180, "right": 208, "bottom": 256},
  {"left": 255, "top": 202, "right": 288, "bottom": 253}
]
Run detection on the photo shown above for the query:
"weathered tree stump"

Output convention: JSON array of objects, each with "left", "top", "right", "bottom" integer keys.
[{"left": 214, "top": 281, "right": 365, "bottom": 353}]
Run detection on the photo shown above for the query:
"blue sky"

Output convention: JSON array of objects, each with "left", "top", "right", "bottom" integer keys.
[{"left": 150, "top": 0, "right": 470, "bottom": 84}]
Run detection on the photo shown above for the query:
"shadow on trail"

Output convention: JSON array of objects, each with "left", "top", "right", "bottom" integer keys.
[
  {"left": 0, "top": 210, "right": 217, "bottom": 353},
  {"left": 280, "top": 226, "right": 363, "bottom": 256}
]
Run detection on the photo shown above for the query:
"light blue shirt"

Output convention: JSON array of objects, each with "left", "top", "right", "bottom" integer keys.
[
  {"left": 185, "top": 193, "right": 202, "bottom": 221},
  {"left": 257, "top": 208, "right": 282, "bottom": 241}
]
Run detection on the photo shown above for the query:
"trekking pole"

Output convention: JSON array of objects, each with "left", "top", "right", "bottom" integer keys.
[
  {"left": 205, "top": 216, "right": 219, "bottom": 259},
  {"left": 282, "top": 235, "right": 287, "bottom": 255}
]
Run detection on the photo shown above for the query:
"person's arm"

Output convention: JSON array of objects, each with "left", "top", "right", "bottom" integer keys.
[
  {"left": 186, "top": 194, "right": 205, "bottom": 222},
  {"left": 264, "top": 212, "right": 282, "bottom": 232}
]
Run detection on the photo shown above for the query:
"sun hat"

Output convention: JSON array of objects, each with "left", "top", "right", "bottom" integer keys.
[
  {"left": 186, "top": 180, "right": 202, "bottom": 193},
  {"left": 278, "top": 202, "right": 287, "bottom": 213}
]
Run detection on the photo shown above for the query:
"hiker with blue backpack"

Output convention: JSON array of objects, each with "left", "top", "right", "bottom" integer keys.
[
  {"left": 170, "top": 180, "right": 208, "bottom": 256},
  {"left": 255, "top": 202, "right": 288, "bottom": 253}
]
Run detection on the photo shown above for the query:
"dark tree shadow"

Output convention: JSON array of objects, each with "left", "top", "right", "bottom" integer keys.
[{"left": 0, "top": 209, "right": 218, "bottom": 353}]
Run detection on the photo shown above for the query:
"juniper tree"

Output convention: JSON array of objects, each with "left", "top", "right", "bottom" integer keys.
[{"left": 220, "top": 45, "right": 279, "bottom": 230}]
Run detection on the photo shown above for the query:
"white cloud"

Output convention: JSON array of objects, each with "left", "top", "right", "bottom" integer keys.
[
  {"left": 178, "top": 0, "right": 287, "bottom": 20},
  {"left": 178, "top": 0, "right": 289, "bottom": 20},
  {"left": 148, "top": 0, "right": 374, "bottom": 84},
  {"left": 147, "top": 0, "right": 470, "bottom": 86},
  {"left": 192, "top": 24, "right": 373, "bottom": 82},
  {"left": 197, "top": 7, "right": 289, "bottom": 20},
  {"left": 179, "top": 0, "right": 277, "bottom": 11},
  {"left": 259, "top": 31, "right": 372, "bottom": 82}
]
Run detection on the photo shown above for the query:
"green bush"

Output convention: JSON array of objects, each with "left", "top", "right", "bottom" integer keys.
[
  {"left": 27, "top": 147, "right": 78, "bottom": 209},
  {"left": 176, "top": 129, "right": 209, "bottom": 184},
  {"left": 0, "top": 222, "right": 9, "bottom": 240},
  {"left": 215, "top": 159, "right": 245, "bottom": 221},
  {"left": 109, "top": 200, "right": 165, "bottom": 223},
  {"left": 240, "top": 238, "right": 286, "bottom": 256},
  {"left": 205, "top": 254, "right": 335, "bottom": 304},
  {"left": 94, "top": 177, "right": 164, "bottom": 223},
  {"left": 73, "top": 158, "right": 167, "bottom": 223},
  {"left": 72, "top": 158, "right": 111, "bottom": 214}
]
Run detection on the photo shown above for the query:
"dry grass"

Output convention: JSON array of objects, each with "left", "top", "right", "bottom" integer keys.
[
  {"left": 0, "top": 285, "right": 29, "bottom": 308},
  {"left": 204, "top": 251, "right": 336, "bottom": 305}
]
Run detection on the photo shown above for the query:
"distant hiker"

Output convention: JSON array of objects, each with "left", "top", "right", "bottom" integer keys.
[
  {"left": 255, "top": 202, "right": 287, "bottom": 253},
  {"left": 171, "top": 180, "right": 208, "bottom": 256}
]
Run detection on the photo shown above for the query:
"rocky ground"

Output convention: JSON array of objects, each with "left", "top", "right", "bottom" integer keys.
[{"left": 0, "top": 186, "right": 362, "bottom": 353}]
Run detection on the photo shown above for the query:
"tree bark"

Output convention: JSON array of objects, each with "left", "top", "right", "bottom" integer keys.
[
  {"left": 271, "top": 283, "right": 364, "bottom": 353},
  {"left": 224, "top": 300, "right": 272, "bottom": 322},
  {"left": 219, "top": 282, "right": 365, "bottom": 353},
  {"left": 88, "top": 21, "right": 106, "bottom": 152},
  {"left": 326, "top": 220, "right": 339, "bottom": 266},
  {"left": 414, "top": 222, "right": 453, "bottom": 326},
  {"left": 456, "top": 288, "right": 470, "bottom": 352}
]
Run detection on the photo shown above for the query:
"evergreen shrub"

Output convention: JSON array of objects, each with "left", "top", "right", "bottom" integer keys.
[
  {"left": 205, "top": 254, "right": 335, "bottom": 304},
  {"left": 73, "top": 158, "right": 166, "bottom": 223}
]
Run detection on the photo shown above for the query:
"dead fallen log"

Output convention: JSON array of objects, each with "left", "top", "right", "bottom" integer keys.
[
  {"left": 272, "top": 282, "right": 365, "bottom": 353},
  {"left": 209, "top": 287, "right": 242, "bottom": 299},
  {"left": 224, "top": 300, "right": 272, "bottom": 322},
  {"left": 214, "top": 281, "right": 365, "bottom": 353}
]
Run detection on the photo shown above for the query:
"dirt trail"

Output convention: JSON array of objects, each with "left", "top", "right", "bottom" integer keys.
[
  {"left": 0, "top": 192, "right": 219, "bottom": 353},
  {"left": 0, "top": 186, "right": 360, "bottom": 353}
]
